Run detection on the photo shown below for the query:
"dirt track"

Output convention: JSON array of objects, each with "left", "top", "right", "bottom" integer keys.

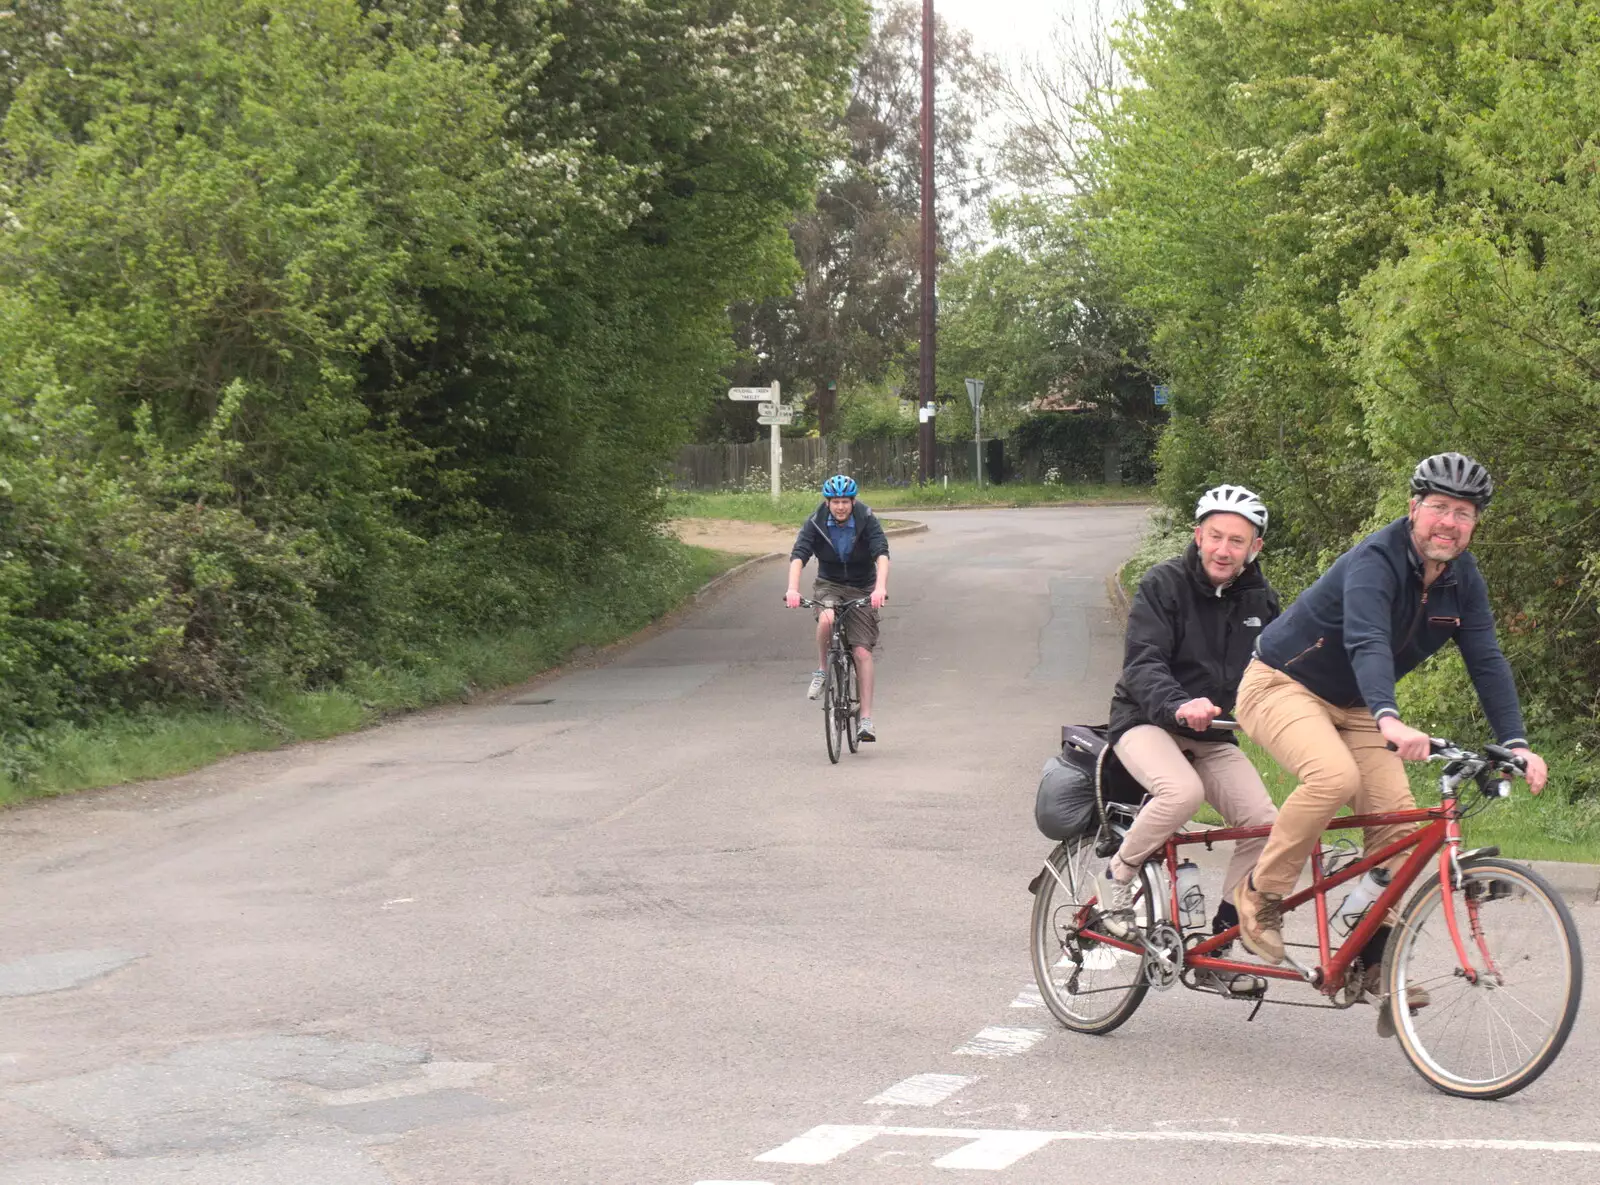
[{"left": 669, "top": 517, "right": 801, "bottom": 555}]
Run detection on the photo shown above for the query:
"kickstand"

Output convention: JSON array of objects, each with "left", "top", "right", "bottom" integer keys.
[{"left": 1246, "top": 994, "right": 1266, "bottom": 1022}]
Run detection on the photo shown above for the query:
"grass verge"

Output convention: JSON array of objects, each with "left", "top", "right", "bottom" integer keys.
[
  {"left": 669, "top": 482, "right": 1150, "bottom": 527},
  {"left": 0, "top": 543, "right": 744, "bottom": 807}
]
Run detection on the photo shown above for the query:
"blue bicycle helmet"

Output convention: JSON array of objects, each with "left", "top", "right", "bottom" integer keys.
[{"left": 821, "top": 474, "right": 858, "bottom": 498}]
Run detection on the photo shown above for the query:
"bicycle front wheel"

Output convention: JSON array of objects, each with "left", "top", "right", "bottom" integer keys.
[
  {"left": 1389, "top": 857, "right": 1582, "bottom": 1099},
  {"left": 822, "top": 658, "right": 842, "bottom": 764},
  {"left": 1029, "top": 836, "right": 1156, "bottom": 1034},
  {"left": 844, "top": 653, "right": 860, "bottom": 754}
]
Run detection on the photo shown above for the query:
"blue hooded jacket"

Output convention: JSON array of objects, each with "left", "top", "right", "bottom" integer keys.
[{"left": 790, "top": 500, "right": 890, "bottom": 589}]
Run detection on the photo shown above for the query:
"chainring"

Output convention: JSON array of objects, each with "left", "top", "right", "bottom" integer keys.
[
  {"left": 1334, "top": 957, "right": 1366, "bottom": 1009},
  {"left": 1142, "top": 922, "right": 1184, "bottom": 991}
]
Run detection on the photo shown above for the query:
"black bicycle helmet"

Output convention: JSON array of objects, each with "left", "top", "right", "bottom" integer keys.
[{"left": 1410, "top": 452, "right": 1493, "bottom": 508}]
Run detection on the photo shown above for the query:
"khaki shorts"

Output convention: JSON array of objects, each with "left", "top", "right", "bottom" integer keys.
[{"left": 813, "top": 579, "right": 880, "bottom": 652}]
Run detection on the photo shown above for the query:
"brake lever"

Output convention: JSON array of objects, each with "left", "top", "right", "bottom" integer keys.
[{"left": 1482, "top": 742, "right": 1528, "bottom": 773}]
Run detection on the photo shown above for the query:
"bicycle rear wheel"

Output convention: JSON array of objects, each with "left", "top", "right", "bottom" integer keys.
[
  {"left": 822, "top": 656, "right": 842, "bottom": 764},
  {"left": 844, "top": 653, "right": 860, "bottom": 754},
  {"left": 1388, "top": 857, "right": 1582, "bottom": 1099},
  {"left": 1029, "top": 836, "right": 1157, "bottom": 1034}
]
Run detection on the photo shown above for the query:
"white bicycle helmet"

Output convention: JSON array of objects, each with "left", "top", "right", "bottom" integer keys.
[{"left": 1195, "top": 484, "right": 1269, "bottom": 536}]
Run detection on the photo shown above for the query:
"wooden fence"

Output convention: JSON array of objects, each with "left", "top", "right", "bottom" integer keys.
[
  {"left": 670, "top": 437, "right": 985, "bottom": 491},
  {"left": 670, "top": 436, "right": 1122, "bottom": 490}
]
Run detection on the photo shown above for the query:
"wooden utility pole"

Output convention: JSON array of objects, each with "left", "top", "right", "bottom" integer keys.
[{"left": 918, "top": 0, "right": 936, "bottom": 485}]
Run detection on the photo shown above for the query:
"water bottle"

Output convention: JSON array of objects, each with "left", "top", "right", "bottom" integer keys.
[
  {"left": 1331, "top": 868, "right": 1391, "bottom": 935},
  {"left": 1177, "top": 859, "right": 1206, "bottom": 929}
]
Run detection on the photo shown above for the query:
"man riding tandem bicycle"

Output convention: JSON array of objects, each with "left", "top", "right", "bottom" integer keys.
[{"left": 1031, "top": 457, "right": 1582, "bottom": 1099}]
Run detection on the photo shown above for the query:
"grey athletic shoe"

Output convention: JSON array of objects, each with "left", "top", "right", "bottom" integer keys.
[
  {"left": 856, "top": 717, "right": 876, "bottom": 742},
  {"left": 1097, "top": 867, "right": 1138, "bottom": 939},
  {"left": 806, "top": 669, "right": 826, "bottom": 700}
]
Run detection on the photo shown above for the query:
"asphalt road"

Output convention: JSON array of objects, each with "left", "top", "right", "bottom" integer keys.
[{"left": 0, "top": 506, "right": 1594, "bottom": 1185}]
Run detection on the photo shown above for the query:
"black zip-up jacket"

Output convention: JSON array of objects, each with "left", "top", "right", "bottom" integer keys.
[
  {"left": 1108, "top": 543, "right": 1281, "bottom": 746},
  {"left": 789, "top": 501, "right": 890, "bottom": 589},
  {"left": 1255, "top": 517, "right": 1527, "bottom": 745}
]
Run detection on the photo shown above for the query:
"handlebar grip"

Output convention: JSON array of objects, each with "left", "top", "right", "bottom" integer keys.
[{"left": 1484, "top": 743, "right": 1529, "bottom": 771}]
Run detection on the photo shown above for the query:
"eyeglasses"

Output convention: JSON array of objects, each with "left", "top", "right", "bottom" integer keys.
[{"left": 1417, "top": 500, "right": 1478, "bottom": 525}]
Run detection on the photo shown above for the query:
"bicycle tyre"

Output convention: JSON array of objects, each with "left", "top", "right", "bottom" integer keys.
[
  {"left": 1030, "top": 836, "right": 1158, "bottom": 1035},
  {"left": 1388, "top": 856, "right": 1582, "bottom": 1099},
  {"left": 822, "top": 655, "right": 841, "bottom": 764},
  {"left": 844, "top": 652, "right": 860, "bottom": 754}
]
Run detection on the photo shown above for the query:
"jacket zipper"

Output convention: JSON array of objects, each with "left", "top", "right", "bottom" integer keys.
[
  {"left": 1283, "top": 637, "right": 1324, "bottom": 667},
  {"left": 1398, "top": 589, "right": 1428, "bottom": 653}
]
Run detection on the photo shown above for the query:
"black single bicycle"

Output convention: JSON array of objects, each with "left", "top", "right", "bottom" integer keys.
[{"left": 794, "top": 596, "right": 871, "bottom": 763}]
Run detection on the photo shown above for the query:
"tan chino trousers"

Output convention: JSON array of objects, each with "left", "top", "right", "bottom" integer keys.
[
  {"left": 1233, "top": 659, "right": 1417, "bottom": 897},
  {"left": 1111, "top": 725, "right": 1278, "bottom": 900}
]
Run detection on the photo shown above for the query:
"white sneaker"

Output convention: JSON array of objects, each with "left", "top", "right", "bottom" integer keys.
[
  {"left": 806, "top": 670, "right": 826, "bottom": 700},
  {"left": 856, "top": 717, "right": 876, "bottom": 742},
  {"left": 1097, "top": 867, "right": 1138, "bottom": 939}
]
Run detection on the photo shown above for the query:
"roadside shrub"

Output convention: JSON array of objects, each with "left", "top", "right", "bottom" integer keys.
[{"left": 1014, "top": 412, "right": 1158, "bottom": 484}]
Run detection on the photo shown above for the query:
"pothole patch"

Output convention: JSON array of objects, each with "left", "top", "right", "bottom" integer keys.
[{"left": 0, "top": 950, "right": 142, "bottom": 998}]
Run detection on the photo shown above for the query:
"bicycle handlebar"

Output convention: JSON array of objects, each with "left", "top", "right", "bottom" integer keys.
[
  {"left": 787, "top": 595, "right": 874, "bottom": 610},
  {"left": 1383, "top": 737, "right": 1529, "bottom": 804}
]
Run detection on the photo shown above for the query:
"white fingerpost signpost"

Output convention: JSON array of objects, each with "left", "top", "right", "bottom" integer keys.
[
  {"left": 965, "top": 377, "right": 985, "bottom": 488},
  {"left": 730, "top": 380, "right": 787, "bottom": 499}
]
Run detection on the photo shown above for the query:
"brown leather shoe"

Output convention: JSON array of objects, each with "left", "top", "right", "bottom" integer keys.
[
  {"left": 1363, "top": 963, "right": 1431, "bottom": 1038},
  {"left": 1232, "top": 876, "right": 1286, "bottom": 965}
]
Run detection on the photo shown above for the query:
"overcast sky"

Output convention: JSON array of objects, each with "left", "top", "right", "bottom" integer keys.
[{"left": 933, "top": 0, "right": 1090, "bottom": 64}]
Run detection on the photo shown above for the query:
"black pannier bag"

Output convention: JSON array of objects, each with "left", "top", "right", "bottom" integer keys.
[{"left": 1033, "top": 724, "right": 1147, "bottom": 841}]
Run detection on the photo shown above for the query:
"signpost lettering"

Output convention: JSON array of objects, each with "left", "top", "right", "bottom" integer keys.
[{"left": 727, "top": 381, "right": 785, "bottom": 498}]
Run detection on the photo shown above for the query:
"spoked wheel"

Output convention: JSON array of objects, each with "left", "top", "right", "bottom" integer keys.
[
  {"left": 844, "top": 653, "right": 860, "bottom": 754},
  {"left": 1030, "top": 835, "right": 1160, "bottom": 1034},
  {"left": 1388, "top": 857, "right": 1583, "bottom": 1098},
  {"left": 822, "top": 656, "right": 843, "bottom": 764}
]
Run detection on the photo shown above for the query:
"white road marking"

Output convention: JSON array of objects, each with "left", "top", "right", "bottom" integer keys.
[
  {"left": 1009, "top": 985, "right": 1043, "bottom": 1008},
  {"left": 934, "top": 1130, "right": 1059, "bottom": 1170},
  {"left": 755, "top": 1126, "right": 881, "bottom": 1165},
  {"left": 754, "top": 1125, "right": 1600, "bottom": 1168},
  {"left": 865, "top": 1073, "right": 976, "bottom": 1106},
  {"left": 953, "top": 1027, "right": 1046, "bottom": 1057}
]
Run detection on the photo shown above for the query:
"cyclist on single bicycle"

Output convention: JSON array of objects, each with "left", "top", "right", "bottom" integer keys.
[
  {"left": 1232, "top": 452, "right": 1548, "bottom": 1029},
  {"left": 1097, "top": 485, "right": 1282, "bottom": 995},
  {"left": 785, "top": 475, "right": 891, "bottom": 741}
]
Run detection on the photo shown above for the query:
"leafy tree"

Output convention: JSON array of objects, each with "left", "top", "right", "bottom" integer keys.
[
  {"left": 1083, "top": 0, "right": 1600, "bottom": 750},
  {"left": 712, "top": 0, "right": 995, "bottom": 441},
  {"left": 936, "top": 198, "right": 1156, "bottom": 449},
  {"left": 0, "top": 0, "right": 865, "bottom": 748}
]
